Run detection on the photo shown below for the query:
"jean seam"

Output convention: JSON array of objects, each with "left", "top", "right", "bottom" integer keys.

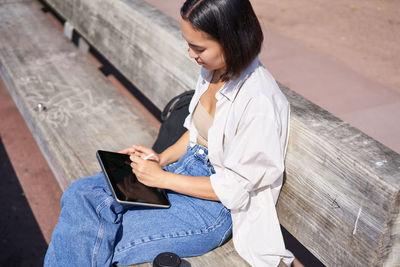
[
  {"left": 178, "top": 152, "right": 194, "bottom": 174},
  {"left": 184, "top": 157, "right": 197, "bottom": 175},
  {"left": 96, "top": 195, "right": 114, "bottom": 214},
  {"left": 205, "top": 208, "right": 230, "bottom": 232},
  {"left": 115, "top": 211, "right": 231, "bottom": 254},
  {"left": 92, "top": 219, "right": 105, "bottom": 267},
  {"left": 174, "top": 162, "right": 186, "bottom": 175},
  {"left": 92, "top": 196, "right": 114, "bottom": 266},
  {"left": 218, "top": 223, "right": 232, "bottom": 247}
]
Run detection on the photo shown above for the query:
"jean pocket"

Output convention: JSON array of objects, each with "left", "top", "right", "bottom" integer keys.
[{"left": 185, "top": 158, "right": 212, "bottom": 177}]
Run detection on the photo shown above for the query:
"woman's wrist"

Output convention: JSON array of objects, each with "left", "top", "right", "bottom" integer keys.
[
  {"left": 158, "top": 151, "right": 170, "bottom": 167},
  {"left": 160, "top": 171, "right": 173, "bottom": 190}
]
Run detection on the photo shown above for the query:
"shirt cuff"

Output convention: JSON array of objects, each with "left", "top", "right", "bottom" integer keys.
[{"left": 210, "top": 170, "right": 249, "bottom": 211}]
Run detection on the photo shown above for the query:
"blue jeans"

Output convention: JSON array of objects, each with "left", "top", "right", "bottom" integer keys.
[{"left": 44, "top": 143, "right": 232, "bottom": 266}]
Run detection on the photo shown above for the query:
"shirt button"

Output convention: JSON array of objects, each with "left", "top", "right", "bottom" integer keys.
[{"left": 199, "top": 149, "right": 204, "bottom": 155}]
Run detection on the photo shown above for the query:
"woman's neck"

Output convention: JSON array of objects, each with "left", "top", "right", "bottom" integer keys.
[{"left": 211, "top": 68, "right": 225, "bottom": 83}]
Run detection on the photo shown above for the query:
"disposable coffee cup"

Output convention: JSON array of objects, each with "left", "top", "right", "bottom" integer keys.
[{"left": 153, "top": 252, "right": 181, "bottom": 267}]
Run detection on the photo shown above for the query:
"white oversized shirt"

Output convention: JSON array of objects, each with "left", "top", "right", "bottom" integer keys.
[{"left": 184, "top": 58, "right": 294, "bottom": 266}]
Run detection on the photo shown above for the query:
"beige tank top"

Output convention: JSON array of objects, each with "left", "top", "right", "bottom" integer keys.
[{"left": 192, "top": 101, "right": 214, "bottom": 147}]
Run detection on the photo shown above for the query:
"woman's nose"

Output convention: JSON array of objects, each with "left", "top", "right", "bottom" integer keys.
[{"left": 188, "top": 47, "right": 198, "bottom": 59}]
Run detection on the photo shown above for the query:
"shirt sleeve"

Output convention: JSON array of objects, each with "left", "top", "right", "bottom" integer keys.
[{"left": 210, "top": 97, "right": 286, "bottom": 211}]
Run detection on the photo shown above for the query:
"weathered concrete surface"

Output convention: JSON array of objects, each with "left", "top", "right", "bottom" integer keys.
[
  {"left": 0, "top": 1, "right": 157, "bottom": 190},
  {"left": 279, "top": 83, "right": 400, "bottom": 266},
  {"left": 43, "top": 0, "right": 200, "bottom": 111},
  {"left": 0, "top": 0, "right": 34, "bottom": 4}
]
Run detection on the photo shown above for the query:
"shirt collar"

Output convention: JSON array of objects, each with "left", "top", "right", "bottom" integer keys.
[{"left": 220, "top": 57, "right": 260, "bottom": 101}]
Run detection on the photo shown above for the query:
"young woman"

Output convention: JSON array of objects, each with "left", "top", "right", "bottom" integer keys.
[{"left": 44, "top": 0, "right": 294, "bottom": 266}]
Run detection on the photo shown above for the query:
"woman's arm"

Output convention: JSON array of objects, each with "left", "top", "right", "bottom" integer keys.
[
  {"left": 163, "top": 172, "right": 218, "bottom": 201},
  {"left": 119, "top": 130, "right": 190, "bottom": 167},
  {"left": 159, "top": 130, "right": 190, "bottom": 166},
  {"left": 130, "top": 155, "right": 219, "bottom": 201}
]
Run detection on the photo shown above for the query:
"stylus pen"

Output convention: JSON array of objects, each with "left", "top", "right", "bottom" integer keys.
[{"left": 143, "top": 153, "right": 154, "bottom": 160}]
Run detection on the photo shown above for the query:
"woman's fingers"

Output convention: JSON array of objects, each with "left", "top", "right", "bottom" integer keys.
[
  {"left": 118, "top": 147, "right": 134, "bottom": 154},
  {"left": 131, "top": 145, "right": 155, "bottom": 155},
  {"left": 129, "top": 155, "right": 164, "bottom": 188},
  {"left": 119, "top": 146, "right": 150, "bottom": 158},
  {"left": 119, "top": 145, "right": 142, "bottom": 155},
  {"left": 129, "top": 154, "right": 142, "bottom": 164},
  {"left": 130, "top": 155, "right": 148, "bottom": 173},
  {"left": 130, "top": 157, "right": 146, "bottom": 181},
  {"left": 131, "top": 146, "right": 160, "bottom": 162},
  {"left": 120, "top": 145, "right": 158, "bottom": 160}
]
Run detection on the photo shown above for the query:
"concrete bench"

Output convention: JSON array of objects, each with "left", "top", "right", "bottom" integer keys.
[{"left": 1, "top": 0, "right": 399, "bottom": 266}]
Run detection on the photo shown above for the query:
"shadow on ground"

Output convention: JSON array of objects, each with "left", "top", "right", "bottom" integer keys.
[
  {"left": 0, "top": 137, "right": 47, "bottom": 267},
  {"left": 282, "top": 226, "right": 325, "bottom": 266}
]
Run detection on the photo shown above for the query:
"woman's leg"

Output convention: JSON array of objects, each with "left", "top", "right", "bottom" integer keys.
[
  {"left": 112, "top": 194, "right": 231, "bottom": 265},
  {"left": 44, "top": 173, "right": 124, "bottom": 267},
  {"left": 112, "top": 143, "right": 232, "bottom": 265},
  {"left": 45, "top": 143, "right": 232, "bottom": 266}
]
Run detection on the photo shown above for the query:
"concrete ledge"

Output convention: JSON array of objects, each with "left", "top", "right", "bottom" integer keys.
[
  {"left": 43, "top": 0, "right": 200, "bottom": 111},
  {"left": 279, "top": 83, "right": 400, "bottom": 266},
  {"left": 0, "top": 1, "right": 157, "bottom": 190}
]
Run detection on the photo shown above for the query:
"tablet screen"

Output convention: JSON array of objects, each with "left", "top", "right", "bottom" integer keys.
[{"left": 97, "top": 150, "right": 170, "bottom": 208}]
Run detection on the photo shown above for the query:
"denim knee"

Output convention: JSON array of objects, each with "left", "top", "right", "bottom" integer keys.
[
  {"left": 61, "top": 173, "right": 107, "bottom": 207},
  {"left": 61, "top": 179, "right": 82, "bottom": 207}
]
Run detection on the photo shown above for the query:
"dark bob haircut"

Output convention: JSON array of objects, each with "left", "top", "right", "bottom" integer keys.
[{"left": 181, "top": 0, "right": 263, "bottom": 81}]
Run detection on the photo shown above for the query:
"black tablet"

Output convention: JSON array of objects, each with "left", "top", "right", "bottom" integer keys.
[{"left": 96, "top": 150, "right": 170, "bottom": 208}]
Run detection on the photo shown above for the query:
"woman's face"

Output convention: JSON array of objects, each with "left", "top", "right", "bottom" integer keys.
[{"left": 181, "top": 19, "right": 226, "bottom": 72}]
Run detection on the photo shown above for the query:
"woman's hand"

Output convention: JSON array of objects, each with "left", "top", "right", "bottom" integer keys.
[
  {"left": 119, "top": 145, "right": 161, "bottom": 164},
  {"left": 130, "top": 154, "right": 166, "bottom": 189},
  {"left": 130, "top": 151, "right": 219, "bottom": 201}
]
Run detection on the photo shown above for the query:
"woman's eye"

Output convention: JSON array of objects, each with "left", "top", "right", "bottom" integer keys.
[{"left": 188, "top": 47, "right": 205, "bottom": 54}]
